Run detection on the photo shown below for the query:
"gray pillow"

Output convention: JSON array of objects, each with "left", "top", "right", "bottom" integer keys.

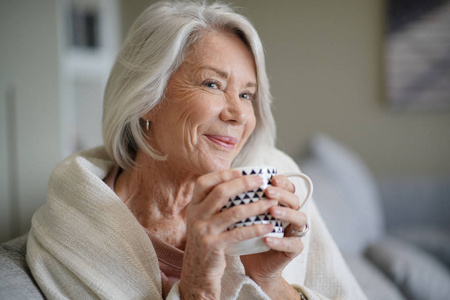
[
  {"left": 366, "top": 236, "right": 450, "bottom": 300},
  {"left": 298, "top": 133, "right": 384, "bottom": 255},
  {"left": 344, "top": 254, "right": 405, "bottom": 300},
  {"left": 0, "top": 234, "right": 44, "bottom": 299},
  {"left": 392, "top": 227, "right": 450, "bottom": 269}
]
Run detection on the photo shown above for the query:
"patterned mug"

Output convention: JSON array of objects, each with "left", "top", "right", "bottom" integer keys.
[{"left": 223, "top": 166, "right": 313, "bottom": 256}]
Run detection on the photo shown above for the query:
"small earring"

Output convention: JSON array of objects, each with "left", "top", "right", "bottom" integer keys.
[{"left": 146, "top": 119, "right": 150, "bottom": 131}]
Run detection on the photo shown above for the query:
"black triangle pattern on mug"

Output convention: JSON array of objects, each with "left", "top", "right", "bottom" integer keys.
[
  {"left": 220, "top": 186, "right": 267, "bottom": 211},
  {"left": 220, "top": 167, "right": 283, "bottom": 234},
  {"left": 229, "top": 212, "right": 283, "bottom": 233}
]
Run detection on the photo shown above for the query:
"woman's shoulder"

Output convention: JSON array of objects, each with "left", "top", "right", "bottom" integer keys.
[{"left": 50, "top": 146, "right": 116, "bottom": 184}]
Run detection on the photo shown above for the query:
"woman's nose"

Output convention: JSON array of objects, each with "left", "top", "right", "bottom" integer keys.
[{"left": 220, "top": 94, "right": 247, "bottom": 125}]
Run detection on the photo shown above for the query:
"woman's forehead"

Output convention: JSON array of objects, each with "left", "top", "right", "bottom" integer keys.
[{"left": 182, "top": 31, "right": 256, "bottom": 79}]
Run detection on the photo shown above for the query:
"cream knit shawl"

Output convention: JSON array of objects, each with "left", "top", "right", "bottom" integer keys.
[{"left": 27, "top": 147, "right": 367, "bottom": 300}]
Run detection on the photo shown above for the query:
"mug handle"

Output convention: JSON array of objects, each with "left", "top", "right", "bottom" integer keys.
[{"left": 280, "top": 172, "right": 313, "bottom": 210}]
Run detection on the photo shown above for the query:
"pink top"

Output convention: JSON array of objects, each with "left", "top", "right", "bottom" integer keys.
[{"left": 104, "top": 167, "right": 183, "bottom": 298}]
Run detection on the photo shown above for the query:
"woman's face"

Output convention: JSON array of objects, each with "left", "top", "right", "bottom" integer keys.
[{"left": 147, "top": 31, "right": 257, "bottom": 175}]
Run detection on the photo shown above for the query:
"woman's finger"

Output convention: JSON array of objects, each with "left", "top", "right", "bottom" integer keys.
[
  {"left": 221, "top": 223, "right": 274, "bottom": 245},
  {"left": 191, "top": 169, "right": 242, "bottom": 204},
  {"left": 264, "top": 236, "right": 304, "bottom": 257},
  {"left": 199, "top": 175, "right": 264, "bottom": 214},
  {"left": 265, "top": 185, "right": 299, "bottom": 210},
  {"left": 270, "top": 207, "right": 308, "bottom": 232},
  {"left": 270, "top": 175, "right": 295, "bottom": 193},
  {"left": 212, "top": 199, "right": 278, "bottom": 231}
]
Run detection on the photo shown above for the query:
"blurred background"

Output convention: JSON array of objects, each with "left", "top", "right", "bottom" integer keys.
[{"left": 1, "top": 0, "right": 449, "bottom": 243}]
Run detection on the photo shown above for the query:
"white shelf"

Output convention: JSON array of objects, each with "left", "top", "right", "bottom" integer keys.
[{"left": 58, "top": 0, "right": 120, "bottom": 157}]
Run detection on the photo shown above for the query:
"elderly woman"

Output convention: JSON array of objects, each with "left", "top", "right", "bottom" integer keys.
[{"left": 27, "top": 1, "right": 366, "bottom": 299}]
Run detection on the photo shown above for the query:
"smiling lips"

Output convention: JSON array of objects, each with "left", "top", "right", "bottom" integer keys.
[{"left": 205, "top": 135, "right": 238, "bottom": 149}]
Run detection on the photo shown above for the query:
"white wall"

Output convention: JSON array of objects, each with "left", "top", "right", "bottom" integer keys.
[
  {"left": 0, "top": 0, "right": 120, "bottom": 242},
  {"left": 0, "top": 0, "right": 61, "bottom": 241},
  {"left": 58, "top": 0, "right": 120, "bottom": 157},
  {"left": 0, "top": 87, "right": 11, "bottom": 242}
]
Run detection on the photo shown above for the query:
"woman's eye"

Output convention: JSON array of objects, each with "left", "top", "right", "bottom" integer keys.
[
  {"left": 202, "top": 80, "right": 220, "bottom": 89},
  {"left": 240, "top": 92, "right": 254, "bottom": 101}
]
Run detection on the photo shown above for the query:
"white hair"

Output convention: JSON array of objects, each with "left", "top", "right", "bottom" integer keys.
[{"left": 102, "top": 0, "right": 276, "bottom": 170}]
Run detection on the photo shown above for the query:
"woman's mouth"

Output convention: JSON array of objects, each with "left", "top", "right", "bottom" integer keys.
[{"left": 205, "top": 135, "right": 238, "bottom": 150}]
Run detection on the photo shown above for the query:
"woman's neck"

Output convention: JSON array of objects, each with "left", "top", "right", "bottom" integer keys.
[{"left": 114, "top": 153, "right": 197, "bottom": 250}]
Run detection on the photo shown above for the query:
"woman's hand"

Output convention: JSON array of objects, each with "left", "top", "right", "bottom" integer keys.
[
  {"left": 179, "top": 170, "right": 278, "bottom": 299},
  {"left": 240, "top": 175, "right": 308, "bottom": 299}
]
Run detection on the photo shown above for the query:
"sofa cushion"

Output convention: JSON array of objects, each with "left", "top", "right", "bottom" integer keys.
[
  {"left": 0, "top": 234, "right": 44, "bottom": 299},
  {"left": 344, "top": 254, "right": 405, "bottom": 300},
  {"left": 366, "top": 236, "right": 450, "bottom": 300},
  {"left": 391, "top": 226, "right": 450, "bottom": 269},
  {"left": 377, "top": 175, "right": 450, "bottom": 231},
  {"left": 298, "top": 133, "right": 384, "bottom": 255}
]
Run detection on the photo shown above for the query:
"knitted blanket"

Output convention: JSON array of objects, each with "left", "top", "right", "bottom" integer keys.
[{"left": 27, "top": 146, "right": 366, "bottom": 299}]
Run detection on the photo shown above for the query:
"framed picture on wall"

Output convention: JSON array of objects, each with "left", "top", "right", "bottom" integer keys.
[
  {"left": 385, "top": 0, "right": 450, "bottom": 111},
  {"left": 68, "top": 0, "right": 100, "bottom": 50}
]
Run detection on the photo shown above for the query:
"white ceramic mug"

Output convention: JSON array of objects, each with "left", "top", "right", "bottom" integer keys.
[{"left": 222, "top": 166, "right": 313, "bottom": 256}]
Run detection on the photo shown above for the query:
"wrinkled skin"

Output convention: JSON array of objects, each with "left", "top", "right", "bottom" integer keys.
[{"left": 115, "top": 31, "right": 308, "bottom": 299}]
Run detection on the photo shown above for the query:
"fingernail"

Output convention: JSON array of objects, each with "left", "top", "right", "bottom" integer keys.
[
  {"left": 266, "top": 187, "right": 278, "bottom": 197},
  {"left": 265, "top": 236, "right": 278, "bottom": 246},
  {"left": 267, "top": 200, "right": 278, "bottom": 207},
  {"left": 271, "top": 207, "right": 283, "bottom": 217},
  {"left": 255, "top": 177, "right": 263, "bottom": 186},
  {"left": 232, "top": 169, "right": 242, "bottom": 177}
]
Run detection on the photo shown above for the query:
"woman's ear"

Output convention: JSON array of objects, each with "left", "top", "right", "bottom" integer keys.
[
  {"left": 141, "top": 109, "right": 153, "bottom": 125},
  {"left": 141, "top": 101, "right": 163, "bottom": 131},
  {"left": 142, "top": 111, "right": 153, "bottom": 122}
]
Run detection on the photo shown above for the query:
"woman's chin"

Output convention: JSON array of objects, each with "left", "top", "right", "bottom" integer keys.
[{"left": 197, "top": 158, "right": 233, "bottom": 174}]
